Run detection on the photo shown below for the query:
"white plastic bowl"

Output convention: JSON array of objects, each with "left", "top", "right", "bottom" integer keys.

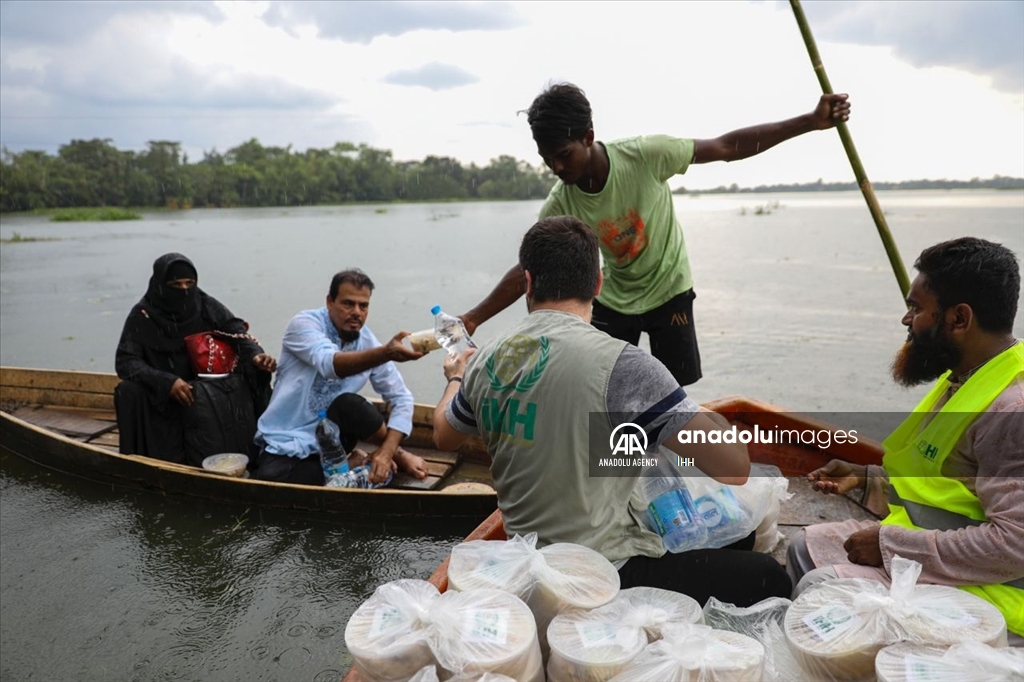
[{"left": 201, "top": 453, "right": 249, "bottom": 477}]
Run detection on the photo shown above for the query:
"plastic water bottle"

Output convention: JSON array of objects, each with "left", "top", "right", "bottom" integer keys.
[
  {"left": 315, "top": 410, "right": 349, "bottom": 478},
  {"left": 639, "top": 477, "right": 708, "bottom": 553},
  {"left": 693, "top": 486, "right": 747, "bottom": 547},
  {"left": 431, "top": 305, "right": 477, "bottom": 358}
]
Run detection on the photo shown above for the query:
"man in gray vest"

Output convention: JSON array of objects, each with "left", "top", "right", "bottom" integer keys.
[{"left": 432, "top": 215, "right": 791, "bottom": 606}]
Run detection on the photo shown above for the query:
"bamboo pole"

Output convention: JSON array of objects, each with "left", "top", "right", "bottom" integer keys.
[{"left": 789, "top": 0, "right": 911, "bottom": 298}]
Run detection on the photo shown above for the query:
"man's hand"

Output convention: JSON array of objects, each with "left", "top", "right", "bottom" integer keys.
[
  {"left": 252, "top": 353, "right": 277, "bottom": 372},
  {"left": 383, "top": 331, "right": 424, "bottom": 363},
  {"left": 368, "top": 444, "right": 399, "bottom": 484},
  {"left": 443, "top": 348, "right": 476, "bottom": 381},
  {"left": 813, "top": 93, "right": 851, "bottom": 130},
  {"left": 844, "top": 526, "right": 883, "bottom": 566},
  {"left": 170, "top": 378, "right": 194, "bottom": 406},
  {"left": 808, "top": 459, "right": 866, "bottom": 495},
  {"left": 459, "top": 315, "right": 478, "bottom": 336}
]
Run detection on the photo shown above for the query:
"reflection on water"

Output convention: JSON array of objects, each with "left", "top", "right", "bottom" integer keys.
[
  {"left": 0, "top": 449, "right": 477, "bottom": 681},
  {"left": 1, "top": 192, "right": 1022, "bottom": 679}
]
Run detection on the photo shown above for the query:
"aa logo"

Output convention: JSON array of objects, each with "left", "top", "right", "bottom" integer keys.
[
  {"left": 609, "top": 422, "right": 648, "bottom": 456},
  {"left": 486, "top": 335, "right": 549, "bottom": 393}
]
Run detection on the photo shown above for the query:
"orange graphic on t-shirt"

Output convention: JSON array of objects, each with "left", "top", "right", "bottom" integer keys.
[{"left": 596, "top": 210, "right": 647, "bottom": 265}]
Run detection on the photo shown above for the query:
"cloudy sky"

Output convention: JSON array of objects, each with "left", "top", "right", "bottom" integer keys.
[{"left": 1, "top": 0, "right": 1021, "bottom": 190}]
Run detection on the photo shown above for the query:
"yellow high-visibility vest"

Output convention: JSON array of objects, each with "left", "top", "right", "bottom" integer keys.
[{"left": 881, "top": 343, "right": 1023, "bottom": 636}]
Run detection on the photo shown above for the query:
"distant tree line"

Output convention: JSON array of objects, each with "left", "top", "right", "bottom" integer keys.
[
  {"left": 0, "top": 138, "right": 557, "bottom": 212},
  {"left": 674, "top": 176, "right": 1024, "bottom": 195}
]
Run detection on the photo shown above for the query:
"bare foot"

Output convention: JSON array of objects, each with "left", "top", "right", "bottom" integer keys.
[
  {"left": 394, "top": 448, "right": 429, "bottom": 479},
  {"left": 347, "top": 448, "right": 370, "bottom": 468}
]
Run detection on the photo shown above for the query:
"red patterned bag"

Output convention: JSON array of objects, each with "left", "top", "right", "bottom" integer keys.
[{"left": 183, "top": 330, "right": 256, "bottom": 375}]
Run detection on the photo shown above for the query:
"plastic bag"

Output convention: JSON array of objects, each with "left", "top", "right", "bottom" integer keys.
[
  {"left": 448, "top": 534, "right": 620, "bottom": 655},
  {"left": 427, "top": 588, "right": 543, "bottom": 682},
  {"left": 545, "top": 586, "right": 705, "bottom": 681},
  {"left": 447, "top": 674, "right": 518, "bottom": 682},
  {"left": 407, "top": 667, "right": 439, "bottom": 682},
  {"left": 675, "top": 467, "right": 790, "bottom": 551},
  {"left": 703, "top": 597, "right": 804, "bottom": 682},
  {"left": 546, "top": 600, "right": 649, "bottom": 682},
  {"left": 745, "top": 464, "right": 792, "bottom": 553},
  {"left": 785, "top": 557, "right": 1009, "bottom": 681},
  {"left": 344, "top": 580, "right": 439, "bottom": 682},
  {"left": 875, "top": 641, "right": 1024, "bottom": 682},
  {"left": 608, "top": 623, "right": 765, "bottom": 681}
]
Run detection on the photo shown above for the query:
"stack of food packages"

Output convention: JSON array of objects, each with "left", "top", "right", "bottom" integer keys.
[
  {"left": 447, "top": 534, "right": 772, "bottom": 680},
  {"left": 346, "top": 544, "right": 1016, "bottom": 682},
  {"left": 447, "top": 533, "right": 621, "bottom": 657},
  {"left": 344, "top": 579, "right": 544, "bottom": 681},
  {"left": 784, "top": 556, "right": 1011, "bottom": 681}
]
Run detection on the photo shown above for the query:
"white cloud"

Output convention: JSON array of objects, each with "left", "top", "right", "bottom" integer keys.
[
  {"left": 381, "top": 62, "right": 479, "bottom": 91},
  {"left": 1, "top": 0, "right": 1021, "bottom": 187}
]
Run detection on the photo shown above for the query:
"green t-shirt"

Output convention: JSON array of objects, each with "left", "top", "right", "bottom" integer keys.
[{"left": 539, "top": 135, "right": 694, "bottom": 314}]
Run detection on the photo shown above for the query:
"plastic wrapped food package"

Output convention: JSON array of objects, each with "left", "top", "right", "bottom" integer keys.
[
  {"left": 897, "top": 583, "right": 1006, "bottom": 647},
  {"left": 613, "top": 586, "right": 704, "bottom": 640},
  {"left": 608, "top": 623, "right": 765, "bottom": 681},
  {"left": 875, "top": 641, "right": 1024, "bottom": 682},
  {"left": 785, "top": 557, "right": 1009, "bottom": 681},
  {"left": 429, "top": 588, "right": 544, "bottom": 682},
  {"left": 448, "top": 534, "right": 619, "bottom": 654},
  {"left": 702, "top": 597, "right": 804, "bottom": 682},
  {"left": 545, "top": 587, "right": 705, "bottom": 681},
  {"left": 344, "top": 580, "right": 439, "bottom": 682},
  {"left": 545, "top": 601, "right": 649, "bottom": 682}
]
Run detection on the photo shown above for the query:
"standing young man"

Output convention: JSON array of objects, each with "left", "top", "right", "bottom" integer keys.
[{"left": 461, "top": 83, "right": 850, "bottom": 386}]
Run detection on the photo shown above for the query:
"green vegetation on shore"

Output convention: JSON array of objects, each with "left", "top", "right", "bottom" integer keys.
[
  {"left": 1, "top": 138, "right": 555, "bottom": 213},
  {"left": 0, "top": 232, "right": 60, "bottom": 244},
  {"left": 3, "top": 137, "right": 1018, "bottom": 213},
  {"left": 50, "top": 207, "right": 141, "bottom": 222}
]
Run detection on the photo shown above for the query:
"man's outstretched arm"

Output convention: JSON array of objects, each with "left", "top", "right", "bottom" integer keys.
[
  {"left": 693, "top": 93, "right": 849, "bottom": 164},
  {"left": 460, "top": 264, "right": 525, "bottom": 336}
]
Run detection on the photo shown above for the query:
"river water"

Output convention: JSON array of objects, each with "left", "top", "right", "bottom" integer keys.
[{"left": 1, "top": 191, "right": 1022, "bottom": 679}]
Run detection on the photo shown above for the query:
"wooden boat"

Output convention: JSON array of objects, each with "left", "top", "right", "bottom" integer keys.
[
  {"left": 341, "top": 400, "right": 886, "bottom": 681},
  {"left": 0, "top": 367, "right": 498, "bottom": 517}
]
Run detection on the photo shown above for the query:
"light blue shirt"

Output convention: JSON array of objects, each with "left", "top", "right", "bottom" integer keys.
[{"left": 255, "top": 307, "right": 414, "bottom": 459}]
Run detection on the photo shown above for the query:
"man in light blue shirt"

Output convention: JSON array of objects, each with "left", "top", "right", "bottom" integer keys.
[{"left": 254, "top": 269, "right": 428, "bottom": 486}]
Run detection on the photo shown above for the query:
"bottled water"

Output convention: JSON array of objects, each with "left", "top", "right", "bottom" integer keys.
[
  {"left": 639, "top": 477, "right": 708, "bottom": 553},
  {"left": 431, "top": 305, "right": 477, "bottom": 358},
  {"left": 693, "top": 486, "right": 748, "bottom": 547},
  {"left": 315, "top": 410, "right": 349, "bottom": 478}
]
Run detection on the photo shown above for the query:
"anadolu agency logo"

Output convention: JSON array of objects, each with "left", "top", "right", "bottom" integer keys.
[
  {"left": 604, "top": 423, "right": 659, "bottom": 467},
  {"left": 593, "top": 420, "right": 663, "bottom": 472},
  {"left": 610, "top": 422, "right": 648, "bottom": 456}
]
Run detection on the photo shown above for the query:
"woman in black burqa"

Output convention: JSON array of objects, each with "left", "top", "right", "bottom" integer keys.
[{"left": 115, "top": 253, "right": 276, "bottom": 464}]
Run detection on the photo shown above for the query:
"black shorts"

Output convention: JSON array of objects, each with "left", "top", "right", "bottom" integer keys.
[{"left": 591, "top": 288, "right": 702, "bottom": 386}]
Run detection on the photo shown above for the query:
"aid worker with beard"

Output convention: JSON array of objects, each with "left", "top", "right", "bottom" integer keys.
[{"left": 787, "top": 237, "right": 1024, "bottom": 646}]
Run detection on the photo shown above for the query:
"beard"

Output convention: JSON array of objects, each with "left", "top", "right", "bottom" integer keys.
[
  {"left": 890, "top": 324, "right": 961, "bottom": 387},
  {"left": 338, "top": 329, "right": 361, "bottom": 344}
]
